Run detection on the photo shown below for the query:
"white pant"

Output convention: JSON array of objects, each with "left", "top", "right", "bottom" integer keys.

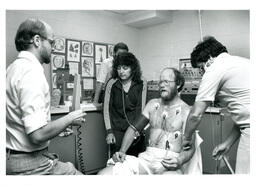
[
  {"left": 107, "top": 132, "right": 203, "bottom": 175},
  {"left": 236, "top": 127, "right": 250, "bottom": 174}
]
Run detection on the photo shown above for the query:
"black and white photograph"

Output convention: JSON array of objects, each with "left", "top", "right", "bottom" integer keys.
[
  {"left": 52, "top": 36, "right": 66, "bottom": 53},
  {"left": 2, "top": 2, "right": 255, "bottom": 186},
  {"left": 51, "top": 54, "right": 65, "bottom": 70},
  {"left": 81, "top": 57, "right": 94, "bottom": 77},
  {"left": 82, "top": 41, "right": 94, "bottom": 56},
  {"left": 95, "top": 43, "right": 107, "bottom": 64},
  {"left": 67, "top": 40, "right": 81, "bottom": 62}
]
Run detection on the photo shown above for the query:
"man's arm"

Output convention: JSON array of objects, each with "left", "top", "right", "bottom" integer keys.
[
  {"left": 212, "top": 125, "right": 241, "bottom": 160},
  {"left": 162, "top": 133, "right": 196, "bottom": 170},
  {"left": 113, "top": 101, "right": 152, "bottom": 162},
  {"left": 28, "top": 109, "right": 86, "bottom": 145},
  {"left": 179, "top": 133, "right": 196, "bottom": 164},
  {"left": 183, "top": 101, "right": 210, "bottom": 142},
  {"left": 113, "top": 114, "right": 149, "bottom": 162}
]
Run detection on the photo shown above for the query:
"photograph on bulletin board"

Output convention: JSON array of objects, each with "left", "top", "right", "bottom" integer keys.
[
  {"left": 66, "top": 82, "right": 74, "bottom": 89},
  {"left": 82, "top": 41, "right": 94, "bottom": 56},
  {"left": 82, "top": 78, "right": 94, "bottom": 90},
  {"left": 95, "top": 43, "right": 107, "bottom": 64},
  {"left": 81, "top": 57, "right": 94, "bottom": 77},
  {"left": 68, "top": 62, "right": 79, "bottom": 76},
  {"left": 51, "top": 54, "right": 65, "bottom": 70},
  {"left": 108, "top": 44, "right": 114, "bottom": 58},
  {"left": 67, "top": 40, "right": 81, "bottom": 62},
  {"left": 53, "top": 36, "right": 66, "bottom": 53}
]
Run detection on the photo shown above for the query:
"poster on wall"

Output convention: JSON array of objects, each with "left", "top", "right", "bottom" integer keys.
[
  {"left": 68, "top": 62, "right": 79, "bottom": 76},
  {"left": 95, "top": 44, "right": 107, "bottom": 64},
  {"left": 67, "top": 40, "right": 81, "bottom": 62},
  {"left": 67, "top": 82, "right": 74, "bottom": 89},
  {"left": 82, "top": 41, "right": 94, "bottom": 56},
  {"left": 108, "top": 44, "right": 114, "bottom": 58},
  {"left": 53, "top": 36, "right": 66, "bottom": 53},
  {"left": 81, "top": 57, "right": 94, "bottom": 77},
  {"left": 51, "top": 54, "right": 65, "bottom": 70},
  {"left": 83, "top": 79, "right": 94, "bottom": 90}
]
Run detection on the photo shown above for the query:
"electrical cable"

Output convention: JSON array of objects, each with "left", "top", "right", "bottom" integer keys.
[
  {"left": 76, "top": 124, "right": 86, "bottom": 174},
  {"left": 121, "top": 80, "right": 144, "bottom": 145},
  {"left": 198, "top": 10, "right": 203, "bottom": 41}
]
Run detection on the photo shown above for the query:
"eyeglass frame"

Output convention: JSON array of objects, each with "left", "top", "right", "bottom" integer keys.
[
  {"left": 158, "top": 79, "right": 176, "bottom": 86},
  {"left": 38, "top": 34, "right": 55, "bottom": 47}
]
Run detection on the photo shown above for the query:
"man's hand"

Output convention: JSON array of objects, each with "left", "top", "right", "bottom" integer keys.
[
  {"left": 112, "top": 151, "right": 126, "bottom": 163},
  {"left": 212, "top": 142, "right": 231, "bottom": 160},
  {"left": 161, "top": 157, "right": 181, "bottom": 171},
  {"left": 69, "top": 109, "right": 87, "bottom": 121},
  {"left": 182, "top": 135, "right": 193, "bottom": 151},
  {"left": 106, "top": 133, "right": 116, "bottom": 144}
]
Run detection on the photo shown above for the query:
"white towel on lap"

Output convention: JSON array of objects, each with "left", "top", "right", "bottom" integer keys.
[{"left": 107, "top": 132, "right": 203, "bottom": 175}]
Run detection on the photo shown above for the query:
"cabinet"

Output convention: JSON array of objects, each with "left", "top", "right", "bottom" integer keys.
[
  {"left": 49, "top": 110, "right": 108, "bottom": 174},
  {"left": 198, "top": 112, "right": 238, "bottom": 174}
]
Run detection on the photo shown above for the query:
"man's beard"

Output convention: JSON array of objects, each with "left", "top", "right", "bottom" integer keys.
[
  {"left": 161, "top": 90, "right": 177, "bottom": 102},
  {"left": 40, "top": 47, "right": 51, "bottom": 64}
]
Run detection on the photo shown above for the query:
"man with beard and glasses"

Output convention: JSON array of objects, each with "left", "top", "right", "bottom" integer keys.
[
  {"left": 98, "top": 68, "right": 202, "bottom": 175},
  {"left": 6, "top": 18, "right": 86, "bottom": 175}
]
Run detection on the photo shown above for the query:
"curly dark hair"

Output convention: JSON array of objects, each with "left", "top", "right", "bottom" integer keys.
[
  {"left": 15, "top": 18, "right": 48, "bottom": 52},
  {"left": 190, "top": 36, "right": 228, "bottom": 68},
  {"left": 160, "top": 67, "right": 185, "bottom": 92},
  {"left": 112, "top": 52, "right": 142, "bottom": 83}
]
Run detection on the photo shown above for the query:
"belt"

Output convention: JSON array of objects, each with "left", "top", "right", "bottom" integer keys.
[{"left": 6, "top": 148, "right": 48, "bottom": 155}]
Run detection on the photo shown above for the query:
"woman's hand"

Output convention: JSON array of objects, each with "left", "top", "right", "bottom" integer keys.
[
  {"left": 106, "top": 133, "right": 116, "bottom": 144},
  {"left": 112, "top": 151, "right": 126, "bottom": 163}
]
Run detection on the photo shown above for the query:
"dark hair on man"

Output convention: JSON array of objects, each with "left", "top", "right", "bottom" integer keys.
[
  {"left": 190, "top": 36, "right": 228, "bottom": 68},
  {"left": 161, "top": 67, "right": 185, "bottom": 92},
  {"left": 15, "top": 18, "right": 48, "bottom": 52},
  {"left": 113, "top": 42, "right": 129, "bottom": 53},
  {"left": 112, "top": 51, "right": 142, "bottom": 83}
]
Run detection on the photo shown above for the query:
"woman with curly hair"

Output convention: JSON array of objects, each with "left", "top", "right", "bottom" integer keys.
[{"left": 103, "top": 51, "right": 147, "bottom": 157}]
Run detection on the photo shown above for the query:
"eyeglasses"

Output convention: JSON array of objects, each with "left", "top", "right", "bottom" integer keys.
[
  {"left": 158, "top": 80, "right": 175, "bottom": 85},
  {"left": 39, "top": 35, "right": 55, "bottom": 47}
]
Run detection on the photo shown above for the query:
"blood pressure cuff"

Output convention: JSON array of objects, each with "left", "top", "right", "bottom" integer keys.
[{"left": 132, "top": 114, "right": 149, "bottom": 133}]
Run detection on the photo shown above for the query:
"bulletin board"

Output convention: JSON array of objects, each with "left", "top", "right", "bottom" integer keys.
[{"left": 51, "top": 35, "right": 114, "bottom": 102}]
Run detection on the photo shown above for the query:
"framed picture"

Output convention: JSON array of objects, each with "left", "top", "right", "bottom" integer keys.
[
  {"left": 51, "top": 54, "right": 65, "bottom": 70},
  {"left": 82, "top": 41, "right": 94, "bottom": 56},
  {"left": 82, "top": 78, "right": 94, "bottom": 90},
  {"left": 108, "top": 44, "right": 114, "bottom": 58},
  {"left": 95, "top": 43, "right": 107, "bottom": 64},
  {"left": 66, "top": 82, "right": 74, "bottom": 89},
  {"left": 81, "top": 57, "right": 94, "bottom": 77},
  {"left": 67, "top": 40, "right": 81, "bottom": 62},
  {"left": 53, "top": 36, "right": 65, "bottom": 53},
  {"left": 68, "top": 62, "right": 79, "bottom": 76}
]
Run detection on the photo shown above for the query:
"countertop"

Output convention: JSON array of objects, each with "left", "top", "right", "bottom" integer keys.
[
  {"left": 51, "top": 103, "right": 221, "bottom": 114},
  {"left": 51, "top": 103, "right": 102, "bottom": 114}
]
